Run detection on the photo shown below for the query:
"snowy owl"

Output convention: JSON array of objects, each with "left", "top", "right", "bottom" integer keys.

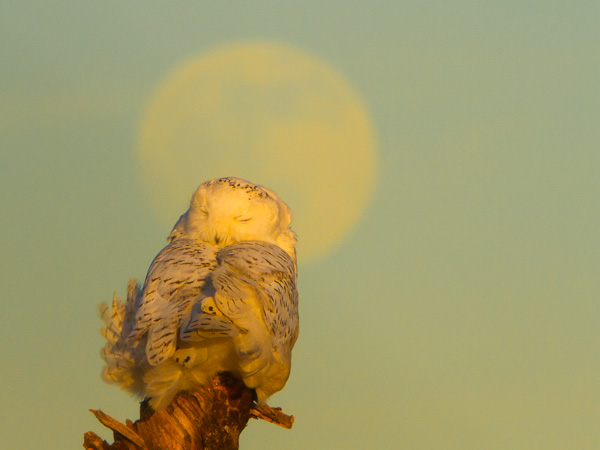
[{"left": 99, "top": 177, "right": 299, "bottom": 410}]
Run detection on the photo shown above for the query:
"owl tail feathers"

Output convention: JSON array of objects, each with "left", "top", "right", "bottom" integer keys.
[
  {"left": 99, "top": 281, "right": 145, "bottom": 397},
  {"left": 99, "top": 299, "right": 136, "bottom": 391},
  {"left": 99, "top": 297, "right": 123, "bottom": 348},
  {"left": 99, "top": 279, "right": 141, "bottom": 347}
]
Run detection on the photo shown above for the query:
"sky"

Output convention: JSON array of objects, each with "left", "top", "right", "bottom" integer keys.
[{"left": 1, "top": 1, "right": 599, "bottom": 449}]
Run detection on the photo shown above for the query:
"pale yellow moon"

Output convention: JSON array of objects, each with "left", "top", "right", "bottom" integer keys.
[{"left": 137, "top": 41, "right": 377, "bottom": 263}]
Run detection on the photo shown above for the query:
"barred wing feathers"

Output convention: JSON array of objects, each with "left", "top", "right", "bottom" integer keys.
[
  {"left": 181, "top": 241, "right": 299, "bottom": 402},
  {"left": 129, "top": 238, "right": 219, "bottom": 365},
  {"left": 99, "top": 279, "right": 145, "bottom": 395},
  {"left": 99, "top": 177, "right": 299, "bottom": 410},
  {"left": 215, "top": 241, "right": 298, "bottom": 347}
]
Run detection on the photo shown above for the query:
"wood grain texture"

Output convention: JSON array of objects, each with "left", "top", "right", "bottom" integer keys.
[{"left": 84, "top": 373, "right": 254, "bottom": 450}]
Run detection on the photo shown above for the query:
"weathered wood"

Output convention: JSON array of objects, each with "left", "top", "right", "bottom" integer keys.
[
  {"left": 84, "top": 373, "right": 294, "bottom": 450},
  {"left": 249, "top": 403, "right": 294, "bottom": 429},
  {"left": 84, "top": 373, "right": 252, "bottom": 450}
]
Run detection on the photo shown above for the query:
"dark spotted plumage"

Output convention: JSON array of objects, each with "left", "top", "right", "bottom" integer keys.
[
  {"left": 101, "top": 177, "right": 299, "bottom": 409},
  {"left": 128, "top": 238, "right": 298, "bottom": 367}
]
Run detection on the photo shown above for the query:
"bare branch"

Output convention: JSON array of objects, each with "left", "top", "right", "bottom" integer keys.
[{"left": 84, "top": 373, "right": 293, "bottom": 450}]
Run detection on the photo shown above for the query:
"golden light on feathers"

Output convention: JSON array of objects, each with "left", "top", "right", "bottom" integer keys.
[{"left": 100, "top": 178, "right": 299, "bottom": 409}]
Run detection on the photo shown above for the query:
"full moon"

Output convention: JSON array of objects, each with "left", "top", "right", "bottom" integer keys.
[{"left": 137, "top": 41, "right": 377, "bottom": 263}]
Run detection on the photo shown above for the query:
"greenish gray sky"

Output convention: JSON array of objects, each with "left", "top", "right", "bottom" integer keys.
[{"left": 1, "top": 2, "right": 599, "bottom": 449}]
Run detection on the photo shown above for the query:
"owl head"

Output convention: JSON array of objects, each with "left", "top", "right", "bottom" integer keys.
[{"left": 168, "top": 177, "right": 297, "bottom": 260}]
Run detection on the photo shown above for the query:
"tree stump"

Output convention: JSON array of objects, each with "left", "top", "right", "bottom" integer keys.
[{"left": 84, "top": 373, "right": 293, "bottom": 450}]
